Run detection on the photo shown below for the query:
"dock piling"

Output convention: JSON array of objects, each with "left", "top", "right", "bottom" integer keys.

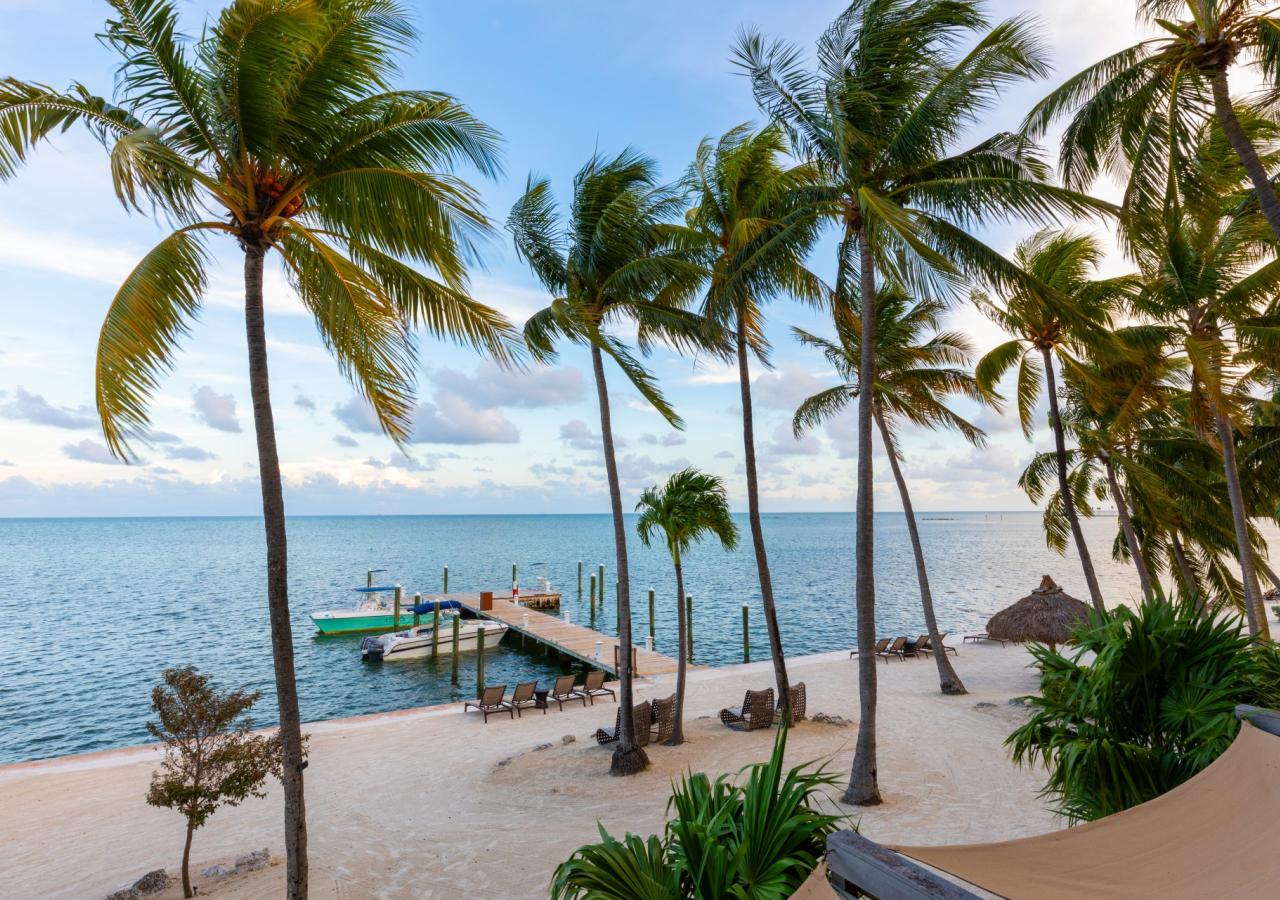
[
  {"left": 450, "top": 616, "right": 460, "bottom": 683},
  {"left": 686, "top": 594, "right": 693, "bottom": 661},
  {"left": 412, "top": 592, "right": 422, "bottom": 627},
  {"left": 511, "top": 561, "right": 517, "bottom": 586},
  {"left": 589, "top": 573, "right": 597, "bottom": 608},
  {"left": 742, "top": 602, "right": 750, "bottom": 662},
  {"left": 431, "top": 602, "right": 440, "bottom": 659},
  {"left": 443, "top": 565, "right": 449, "bottom": 593},
  {"left": 648, "top": 588, "right": 655, "bottom": 643},
  {"left": 393, "top": 585, "right": 402, "bottom": 630},
  {"left": 366, "top": 569, "right": 374, "bottom": 588},
  {"left": 577, "top": 560, "right": 582, "bottom": 593},
  {"left": 476, "top": 626, "right": 486, "bottom": 694}
]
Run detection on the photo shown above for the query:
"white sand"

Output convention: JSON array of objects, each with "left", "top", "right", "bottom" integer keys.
[{"left": 0, "top": 642, "right": 1057, "bottom": 899}]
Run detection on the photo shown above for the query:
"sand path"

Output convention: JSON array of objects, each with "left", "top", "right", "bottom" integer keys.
[{"left": 0, "top": 641, "right": 1055, "bottom": 899}]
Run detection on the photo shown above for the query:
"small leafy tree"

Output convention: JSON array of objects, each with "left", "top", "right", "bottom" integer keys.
[
  {"left": 1007, "top": 601, "right": 1280, "bottom": 823},
  {"left": 146, "top": 667, "right": 284, "bottom": 898}
]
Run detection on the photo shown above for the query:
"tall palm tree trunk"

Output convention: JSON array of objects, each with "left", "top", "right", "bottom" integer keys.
[
  {"left": 591, "top": 343, "right": 647, "bottom": 775},
  {"left": 1209, "top": 68, "right": 1280, "bottom": 242},
  {"left": 1170, "top": 532, "right": 1202, "bottom": 612},
  {"left": 669, "top": 547, "right": 687, "bottom": 745},
  {"left": 876, "top": 412, "right": 965, "bottom": 695},
  {"left": 1042, "top": 347, "right": 1106, "bottom": 614},
  {"left": 846, "top": 229, "right": 881, "bottom": 806},
  {"left": 737, "top": 314, "right": 791, "bottom": 720},
  {"left": 243, "top": 246, "right": 307, "bottom": 899},
  {"left": 1214, "top": 408, "right": 1270, "bottom": 638},
  {"left": 1102, "top": 455, "right": 1154, "bottom": 602}
]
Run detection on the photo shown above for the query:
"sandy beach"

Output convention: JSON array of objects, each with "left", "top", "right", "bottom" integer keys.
[{"left": 0, "top": 638, "right": 1058, "bottom": 899}]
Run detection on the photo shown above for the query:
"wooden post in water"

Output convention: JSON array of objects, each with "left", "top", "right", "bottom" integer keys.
[
  {"left": 577, "top": 560, "right": 583, "bottom": 593},
  {"left": 742, "top": 602, "right": 750, "bottom": 662},
  {"left": 366, "top": 569, "right": 374, "bottom": 588},
  {"left": 413, "top": 592, "right": 422, "bottom": 627},
  {"left": 431, "top": 601, "right": 441, "bottom": 659},
  {"left": 393, "top": 585, "right": 402, "bottom": 630},
  {"left": 686, "top": 594, "right": 694, "bottom": 661},
  {"left": 443, "top": 565, "right": 449, "bottom": 593},
  {"left": 450, "top": 615, "right": 460, "bottom": 683},
  {"left": 589, "top": 573, "right": 597, "bottom": 609},
  {"left": 648, "top": 588, "right": 655, "bottom": 643},
  {"left": 476, "top": 626, "right": 486, "bottom": 695},
  {"left": 512, "top": 561, "right": 517, "bottom": 586},
  {"left": 598, "top": 563, "right": 605, "bottom": 602}
]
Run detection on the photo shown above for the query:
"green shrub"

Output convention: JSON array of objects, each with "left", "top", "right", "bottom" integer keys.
[
  {"left": 1008, "top": 600, "right": 1280, "bottom": 822},
  {"left": 551, "top": 729, "right": 842, "bottom": 899}
]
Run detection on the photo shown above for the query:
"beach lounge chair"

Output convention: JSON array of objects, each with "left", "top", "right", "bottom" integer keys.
[
  {"left": 905, "top": 634, "right": 930, "bottom": 655},
  {"left": 464, "top": 684, "right": 512, "bottom": 722},
  {"left": 573, "top": 669, "right": 616, "bottom": 705},
  {"left": 777, "top": 681, "right": 806, "bottom": 723},
  {"left": 594, "top": 700, "right": 652, "bottom": 747},
  {"left": 719, "top": 688, "right": 775, "bottom": 731},
  {"left": 650, "top": 694, "right": 677, "bottom": 743},
  {"left": 550, "top": 673, "right": 585, "bottom": 710},
  {"left": 963, "top": 633, "right": 1010, "bottom": 646},
  {"left": 918, "top": 633, "right": 958, "bottom": 657},
  {"left": 851, "top": 637, "right": 890, "bottom": 660},
  {"left": 879, "top": 636, "right": 914, "bottom": 661},
  {"left": 511, "top": 680, "right": 542, "bottom": 717}
]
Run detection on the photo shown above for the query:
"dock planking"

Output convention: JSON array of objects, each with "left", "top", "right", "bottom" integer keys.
[{"left": 437, "top": 590, "right": 684, "bottom": 677}]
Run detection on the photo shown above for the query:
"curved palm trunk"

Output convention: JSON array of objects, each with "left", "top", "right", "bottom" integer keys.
[
  {"left": 1214, "top": 408, "right": 1270, "bottom": 638},
  {"left": 1102, "top": 454, "right": 1154, "bottom": 603},
  {"left": 876, "top": 412, "right": 965, "bottom": 695},
  {"left": 244, "top": 246, "right": 307, "bottom": 899},
  {"left": 846, "top": 229, "right": 881, "bottom": 805},
  {"left": 1042, "top": 347, "right": 1106, "bottom": 614},
  {"left": 591, "top": 344, "right": 647, "bottom": 774},
  {"left": 669, "top": 547, "right": 687, "bottom": 745},
  {"left": 1210, "top": 68, "right": 1280, "bottom": 242},
  {"left": 737, "top": 316, "right": 791, "bottom": 721},
  {"left": 1170, "top": 531, "right": 1202, "bottom": 613}
]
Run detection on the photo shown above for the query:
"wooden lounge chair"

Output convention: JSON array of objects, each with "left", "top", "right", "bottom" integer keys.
[
  {"left": 594, "top": 700, "right": 652, "bottom": 746},
  {"left": 719, "top": 688, "right": 775, "bottom": 731},
  {"left": 879, "top": 636, "right": 914, "bottom": 661},
  {"left": 963, "top": 633, "right": 1009, "bottom": 646},
  {"left": 851, "top": 637, "right": 890, "bottom": 660},
  {"left": 511, "top": 680, "right": 542, "bottom": 717},
  {"left": 777, "top": 681, "right": 806, "bottom": 723},
  {"left": 550, "top": 673, "right": 586, "bottom": 710},
  {"left": 573, "top": 669, "right": 616, "bottom": 705},
  {"left": 650, "top": 694, "right": 677, "bottom": 744},
  {"left": 918, "top": 633, "right": 958, "bottom": 657},
  {"left": 905, "top": 634, "right": 930, "bottom": 655},
  {"left": 464, "top": 684, "right": 512, "bottom": 722}
]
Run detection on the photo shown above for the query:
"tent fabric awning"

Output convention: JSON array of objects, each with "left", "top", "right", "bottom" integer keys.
[{"left": 889, "top": 722, "right": 1280, "bottom": 899}]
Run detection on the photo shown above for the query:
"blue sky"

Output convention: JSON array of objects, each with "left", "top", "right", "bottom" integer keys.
[{"left": 0, "top": 1, "right": 1151, "bottom": 516}]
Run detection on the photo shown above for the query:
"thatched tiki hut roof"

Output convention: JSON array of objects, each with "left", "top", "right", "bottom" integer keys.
[{"left": 986, "top": 576, "right": 1091, "bottom": 648}]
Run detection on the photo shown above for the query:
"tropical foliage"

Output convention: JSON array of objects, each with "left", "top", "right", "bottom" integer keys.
[
  {"left": 1008, "top": 600, "right": 1280, "bottom": 822},
  {"left": 550, "top": 729, "right": 841, "bottom": 899}
]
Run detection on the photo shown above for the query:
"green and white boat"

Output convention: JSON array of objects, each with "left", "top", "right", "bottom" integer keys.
[{"left": 311, "top": 578, "right": 418, "bottom": 635}]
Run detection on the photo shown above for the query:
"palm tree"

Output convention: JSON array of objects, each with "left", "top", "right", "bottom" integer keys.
[
  {"left": 0, "top": 3, "right": 518, "bottom": 893},
  {"left": 509, "top": 151, "right": 709, "bottom": 775},
  {"left": 1025, "top": 0, "right": 1280, "bottom": 239},
  {"left": 793, "top": 288, "right": 982, "bottom": 695},
  {"left": 736, "top": 0, "right": 1106, "bottom": 804},
  {"left": 975, "top": 230, "right": 1135, "bottom": 614},
  {"left": 1124, "top": 123, "right": 1280, "bottom": 638},
  {"left": 635, "top": 468, "right": 739, "bottom": 744},
  {"left": 680, "top": 123, "right": 822, "bottom": 722}
]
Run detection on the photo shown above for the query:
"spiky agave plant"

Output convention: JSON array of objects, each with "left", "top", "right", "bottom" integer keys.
[{"left": 0, "top": 3, "right": 519, "bottom": 895}]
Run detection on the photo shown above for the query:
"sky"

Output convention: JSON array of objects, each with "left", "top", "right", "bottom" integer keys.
[{"left": 0, "top": 0, "right": 1157, "bottom": 517}]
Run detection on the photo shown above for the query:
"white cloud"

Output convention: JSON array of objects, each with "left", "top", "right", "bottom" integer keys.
[
  {"left": 0, "top": 386, "right": 96, "bottom": 429},
  {"left": 410, "top": 393, "right": 519, "bottom": 444},
  {"left": 431, "top": 360, "right": 584, "bottom": 408},
  {"left": 559, "top": 419, "right": 599, "bottom": 450},
  {"left": 752, "top": 364, "right": 832, "bottom": 411},
  {"left": 333, "top": 396, "right": 382, "bottom": 434},
  {"left": 61, "top": 439, "right": 126, "bottom": 465},
  {"left": 640, "top": 431, "right": 686, "bottom": 447},
  {"left": 765, "top": 422, "right": 822, "bottom": 457},
  {"left": 191, "top": 385, "right": 242, "bottom": 433},
  {"left": 165, "top": 444, "right": 218, "bottom": 462},
  {"left": 333, "top": 434, "right": 359, "bottom": 448}
]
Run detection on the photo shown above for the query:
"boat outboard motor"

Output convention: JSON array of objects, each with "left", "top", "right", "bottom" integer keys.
[{"left": 360, "top": 635, "right": 385, "bottom": 660}]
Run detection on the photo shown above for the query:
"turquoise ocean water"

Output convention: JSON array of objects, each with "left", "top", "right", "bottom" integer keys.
[{"left": 0, "top": 512, "right": 1156, "bottom": 764}]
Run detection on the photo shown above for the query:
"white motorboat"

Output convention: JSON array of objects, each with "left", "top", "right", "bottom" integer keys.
[{"left": 360, "top": 612, "right": 509, "bottom": 662}]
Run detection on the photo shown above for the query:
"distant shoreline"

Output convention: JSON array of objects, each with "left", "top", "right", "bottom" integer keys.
[{"left": 0, "top": 509, "right": 1047, "bottom": 521}]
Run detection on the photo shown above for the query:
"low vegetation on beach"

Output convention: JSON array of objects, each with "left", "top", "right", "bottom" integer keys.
[{"left": 7, "top": 0, "right": 1280, "bottom": 895}]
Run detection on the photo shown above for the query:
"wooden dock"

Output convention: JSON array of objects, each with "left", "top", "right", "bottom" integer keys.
[{"left": 441, "top": 590, "right": 683, "bottom": 677}]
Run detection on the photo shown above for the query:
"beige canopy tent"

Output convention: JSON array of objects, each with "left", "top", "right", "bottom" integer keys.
[{"left": 824, "top": 706, "right": 1280, "bottom": 899}]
